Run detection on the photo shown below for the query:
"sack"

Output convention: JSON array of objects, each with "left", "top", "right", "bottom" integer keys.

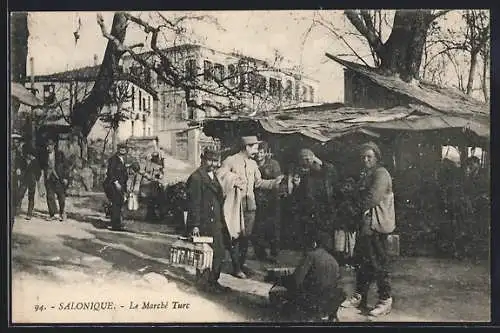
[
  {"left": 169, "top": 237, "right": 214, "bottom": 270},
  {"left": 370, "top": 192, "right": 396, "bottom": 234},
  {"left": 387, "top": 234, "right": 400, "bottom": 257},
  {"left": 334, "top": 230, "right": 356, "bottom": 257},
  {"left": 127, "top": 192, "right": 139, "bottom": 211}
]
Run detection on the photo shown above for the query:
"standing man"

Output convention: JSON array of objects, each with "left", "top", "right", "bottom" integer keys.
[
  {"left": 41, "top": 138, "right": 69, "bottom": 222},
  {"left": 295, "top": 148, "right": 339, "bottom": 253},
  {"left": 103, "top": 142, "right": 129, "bottom": 231},
  {"left": 186, "top": 147, "right": 230, "bottom": 293},
  {"left": 217, "top": 136, "right": 284, "bottom": 278},
  {"left": 15, "top": 144, "right": 42, "bottom": 220},
  {"left": 254, "top": 141, "right": 282, "bottom": 263}
]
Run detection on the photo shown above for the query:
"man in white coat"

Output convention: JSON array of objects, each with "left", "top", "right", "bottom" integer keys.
[{"left": 217, "top": 136, "right": 284, "bottom": 278}]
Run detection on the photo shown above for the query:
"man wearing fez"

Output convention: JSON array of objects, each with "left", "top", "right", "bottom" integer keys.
[
  {"left": 295, "top": 148, "right": 339, "bottom": 253},
  {"left": 41, "top": 138, "right": 70, "bottom": 222},
  {"left": 103, "top": 142, "right": 130, "bottom": 231},
  {"left": 186, "top": 147, "right": 230, "bottom": 293},
  {"left": 217, "top": 136, "right": 284, "bottom": 279}
]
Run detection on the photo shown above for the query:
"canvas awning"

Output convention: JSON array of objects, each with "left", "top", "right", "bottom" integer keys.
[
  {"left": 200, "top": 104, "right": 490, "bottom": 145},
  {"left": 11, "top": 82, "right": 43, "bottom": 107}
]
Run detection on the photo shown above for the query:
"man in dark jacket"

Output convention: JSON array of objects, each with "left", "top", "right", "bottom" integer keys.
[
  {"left": 254, "top": 141, "right": 282, "bottom": 262},
  {"left": 277, "top": 232, "right": 345, "bottom": 321},
  {"left": 295, "top": 148, "right": 339, "bottom": 252},
  {"left": 186, "top": 147, "right": 230, "bottom": 293},
  {"left": 103, "top": 142, "right": 129, "bottom": 231},
  {"left": 41, "top": 138, "right": 70, "bottom": 221},
  {"left": 15, "top": 144, "right": 42, "bottom": 220}
]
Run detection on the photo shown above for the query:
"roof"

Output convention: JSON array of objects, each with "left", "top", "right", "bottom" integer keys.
[
  {"left": 198, "top": 102, "right": 489, "bottom": 144},
  {"left": 11, "top": 82, "right": 43, "bottom": 106},
  {"left": 30, "top": 66, "right": 158, "bottom": 99},
  {"left": 325, "top": 53, "right": 489, "bottom": 119}
]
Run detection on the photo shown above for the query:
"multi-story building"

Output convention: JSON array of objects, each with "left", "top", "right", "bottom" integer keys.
[
  {"left": 27, "top": 44, "right": 319, "bottom": 166},
  {"left": 27, "top": 65, "right": 158, "bottom": 143},
  {"left": 120, "top": 44, "right": 319, "bottom": 165}
]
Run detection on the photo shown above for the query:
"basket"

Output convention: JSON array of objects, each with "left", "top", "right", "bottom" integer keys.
[{"left": 169, "top": 236, "right": 214, "bottom": 270}]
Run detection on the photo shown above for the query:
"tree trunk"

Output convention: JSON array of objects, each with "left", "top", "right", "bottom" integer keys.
[
  {"left": 379, "top": 10, "right": 433, "bottom": 82},
  {"left": 482, "top": 53, "right": 489, "bottom": 103},
  {"left": 10, "top": 13, "right": 29, "bottom": 84},
  {"left": 112, "top": 128, "right": 117, "bottom": 153},
  {"left": 70, "top": 12, "right": 128, "bottom": 137},
  {"left": 466, "top": 49, "right": 479, "bottom": 95}
]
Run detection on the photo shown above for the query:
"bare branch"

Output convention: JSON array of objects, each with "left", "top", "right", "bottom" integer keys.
[{"left": 344, "top": 10, "right": 384, "bottom": 55}]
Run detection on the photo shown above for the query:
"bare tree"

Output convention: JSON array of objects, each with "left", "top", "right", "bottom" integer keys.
[
  {"left": 98, "top": 81, "right": 132, "bottom": 155},
  {"left": 343, "top": 9, "right": 451, "bottom": 82},
  {"left": 96, "top": 12, "right": 308, "bottom": 118}
]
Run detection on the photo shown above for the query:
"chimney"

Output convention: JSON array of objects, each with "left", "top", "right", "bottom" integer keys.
[
  {"left": 29, "top": 57, "right": 35, "bottom": 89},
  {"left": 93, "top": 54, "right": 99, "bottom": 66}
]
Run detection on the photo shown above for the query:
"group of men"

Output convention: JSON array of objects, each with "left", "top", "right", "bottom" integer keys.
[
  {"left": 13, "top": 138, "right": 70, "bottom": 224},
  {"left": 185, "top": 135, "right": 345, "bottom": 321}
]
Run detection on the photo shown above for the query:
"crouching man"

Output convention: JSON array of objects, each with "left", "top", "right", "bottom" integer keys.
[
  {"left": 270, "top": 232, "right": 346, "bottom": 322},
  {"left": 186, "top": 147, "right": 231, "bottom": 294}
]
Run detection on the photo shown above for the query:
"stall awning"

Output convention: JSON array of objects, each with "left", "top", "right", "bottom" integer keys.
[{"left": 11, "top": 82, "right": 43, "bottom": 107}]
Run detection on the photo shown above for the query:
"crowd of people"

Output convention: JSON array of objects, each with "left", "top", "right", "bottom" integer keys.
[
  {"left": 182, "top": 135, "right": 398, "bottom": 321},
  {"left": 12, "top": 133, "right": 489, "bottom": 322}
]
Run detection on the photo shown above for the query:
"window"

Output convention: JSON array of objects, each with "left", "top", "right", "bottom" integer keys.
[
  {"left": 148, "top": 128, "right": 151, "bottom": 136},
  {"left": 295, "top": 82, "right": 300, "bottom": 101},
  {"left": 43, "top": 84, "right": 56, "bottom": 105},
  {"left": 139, "top": 90, "right": 142, "bottom": 111},
  {"left": 204, "top": 60, "right": 214, "bottom": 82},
  {"left": 147, "top": 96, "right": 151, "bottom": 111},
  {"left": 309, "top": 86, "right": 315, "bottom": 102},
  {"left": 258, "top": 75, "right": 267, "bottom": 93},
  {"left": 301, "top": 86, "right": 308, "bottom": 102},
  {"left": 132, "top": 87, "right": 135, "bottom": 110},
  {"left": 142, "top": 97, "right": 146, "bottom": 112},
  {"left": 228, "top": 64, "right": 238, "bottom": 86},
  {"left": 284, "top": 80, "right": 293, "bottom": 100},
  {"left": 185, "top": 59, "right": 197, "bottom": 80},
  {"left": 213, "top": 63, "right": 225, "bottom": 82},
  {"left": 238, "top": 63, "right": 248, "bottom": 91},
  {"left": 269, "top": 78, "right": 282, "bottom": 97}
]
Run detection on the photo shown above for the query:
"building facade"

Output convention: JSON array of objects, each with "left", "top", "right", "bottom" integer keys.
[
  {"left": 28, "top": 44, "right": 320, "bottom": 166},
  {"left": 27, "top": 66, "right": 158, "bottom": 144}
]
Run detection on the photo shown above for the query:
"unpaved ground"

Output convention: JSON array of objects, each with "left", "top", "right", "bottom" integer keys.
[{"left": 11, "top": 194, "right": 492, "bottom": 323}]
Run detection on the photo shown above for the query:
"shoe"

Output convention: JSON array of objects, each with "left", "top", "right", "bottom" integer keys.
[
  {"left": 110, "top": 226, "right": 127, "bottom": 232},
  {"left": 24, "top": 215, "right": 32, "bottom": 221},
  {"left": 368, "top": 297, "right": 393, "bottom": 317},
  {"left": 241, "top": 265, "right": 254, "bottom": 276},
  {"left": 208, "top": 282, "right": 231, "bottom": 293},
  {"left": 232, "top": 271, "right": 247, "bottom": 279},
  {"left": 47, "top": 215, "right": 59, "bottom": 221},
  {"left": 59, "top": 213, "right": 66, "bottom": 221},
  {"left": 341, "top": 292, "right": 362, "bottom": 308}
]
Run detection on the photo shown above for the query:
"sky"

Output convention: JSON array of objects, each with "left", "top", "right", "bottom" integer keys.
[{"left": 26, "top": 10, "right": 482, "bottom": 103}]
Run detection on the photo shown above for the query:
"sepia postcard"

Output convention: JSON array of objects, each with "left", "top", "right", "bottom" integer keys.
[{"left": 9, "top": 9, "right": 491, "bottom": 325}]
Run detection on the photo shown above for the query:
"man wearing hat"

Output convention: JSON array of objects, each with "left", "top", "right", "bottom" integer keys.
[
  {"left": 15, "top": 143, "right": 42, "bottom": 220},
  {"left": 186, "top": 146, "right": 230, "bottom": 293},
  {"left": 40, "top": 138, "right": 70, "bottom": 221},
  {"left": 103, "top": 142, "right": 129, "bottom": 231},
  {"left": 217, "top": 136, "right": 284, "bottom": 278}
]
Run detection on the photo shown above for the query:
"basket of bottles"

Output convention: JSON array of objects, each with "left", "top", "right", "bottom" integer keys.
[{"left": 169, "top": 235, "right": 214, "bottom": 270}]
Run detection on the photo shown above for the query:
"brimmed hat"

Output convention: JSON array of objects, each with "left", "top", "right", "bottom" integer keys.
[
  {"left": 241, "top": 136, "right": 261, "bottom": 146},
  {"left": 298, "top": 148, "right": 315, "bottom": 159},
  {"left": 46, "top": 138, "right": 56, "bottom": 145},
  {"left": 117, "top": 142, "right": 128, "bottom": 150},
  {"left": 201, "top": 146, "right": 220, "bottom": 160}
]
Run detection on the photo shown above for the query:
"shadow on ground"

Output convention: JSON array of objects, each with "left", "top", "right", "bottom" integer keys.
[{"left": 58, "top": 233, "right": 296, "bottom": 322}]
